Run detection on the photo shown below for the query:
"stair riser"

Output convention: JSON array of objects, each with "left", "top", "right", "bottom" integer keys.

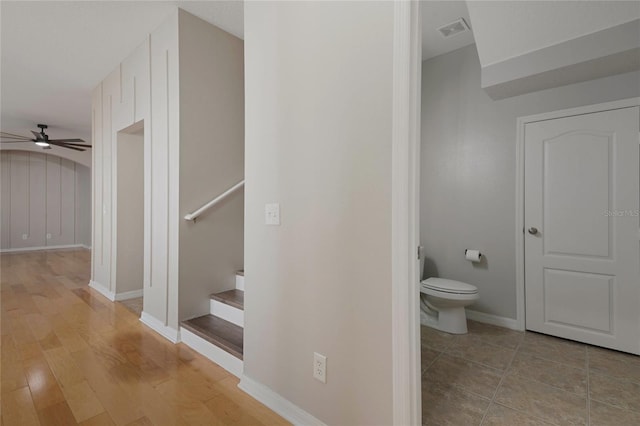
[
  {"left": 180, "top": 327, "right": 243, "bottom": 378},
  {"left": 210, "top": 300, "right": 244, "bottom": 327},
  {"left": 236, "top": 274, "right": 245, "bottom": 291}
]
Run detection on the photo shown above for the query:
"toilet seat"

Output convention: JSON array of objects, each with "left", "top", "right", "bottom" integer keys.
[{"left": 421, "top": 277, "right": 478, "bottom": 295}]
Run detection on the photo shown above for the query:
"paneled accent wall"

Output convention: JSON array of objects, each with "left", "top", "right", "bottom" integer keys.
[
  {"left": 0, "top": 151, "right": 91, "bottom": 250},
  {"left": 91, "top": 8, "right": 244, "bottom": 339},
  {"left": 91, "top": 36, "right": 153, "bottom": 302},
  {"left": 91, "top": 13, "right": 178, "bottom": 326},
  {"left": 91, "top": 9, "right": 244, "bottom": 340}
]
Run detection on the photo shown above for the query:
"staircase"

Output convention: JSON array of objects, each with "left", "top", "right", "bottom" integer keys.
[{"left": 180, "top": 271, "right": 245, "bottom": 377}]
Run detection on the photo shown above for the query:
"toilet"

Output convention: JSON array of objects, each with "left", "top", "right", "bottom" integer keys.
[{"left": 420, "top": 277, "right": 479, "bottom": 334}]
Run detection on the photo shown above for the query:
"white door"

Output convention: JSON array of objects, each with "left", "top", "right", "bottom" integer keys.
[{"left": 525, "top": 106, "right": 640, "bottom": 355}]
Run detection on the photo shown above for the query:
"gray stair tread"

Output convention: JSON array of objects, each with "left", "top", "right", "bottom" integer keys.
[
  {"left": 181, "top": 315, "right": 243, "bottom": 359},
  {"left": 210, "top": 289, "right": 244, "bottom": 310}
]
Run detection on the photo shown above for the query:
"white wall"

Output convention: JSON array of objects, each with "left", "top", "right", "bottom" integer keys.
[
  {"left": 467, "top": 1, "right": 640, "bottom": 67},
  {"left": 244, "top": 2, "right": 394, "bottom": 424},
  {"left": 0, "top": 150, "right": 91, "bottom": 250},
  {"left": 91, "top": 17, "right": 175, "bottom": 320},
  {"left": 420, "top": 44, "right": 640, "bottom": 319},
  {"left": 178, "top": 10, "right": 244, "bottom": 322}
]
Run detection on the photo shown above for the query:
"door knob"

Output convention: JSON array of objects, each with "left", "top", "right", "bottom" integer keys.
[{"left": 528, "top": 227, "right": 538, "bottom": 235}]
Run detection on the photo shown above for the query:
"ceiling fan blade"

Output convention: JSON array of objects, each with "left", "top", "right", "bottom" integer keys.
[
  {"left": 49, "top": 138, "right": 85, "bottom": 143},
  {"left": 49, "top": 142, "right": 85, "bottom": 151},
  {"left": 0, "top": 140, "right": 32, "bottom": 143},
  {"left": 0, "top": 132, "right": 31, "bottom": 140},
  {"left": 49, "top": 141, "right": 90, "bottom": 146},
  {"left": 49, "top": 142, "right": 92, "bottom": 147}
]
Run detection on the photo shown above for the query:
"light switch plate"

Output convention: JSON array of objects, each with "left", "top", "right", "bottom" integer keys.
[{"left": 265, "top": 203, "right": 280, "bottom": 225}]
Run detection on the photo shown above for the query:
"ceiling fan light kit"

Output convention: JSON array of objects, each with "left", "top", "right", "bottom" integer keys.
[{"left": 0, "top": 124, "right": 91, "bottom": 151}]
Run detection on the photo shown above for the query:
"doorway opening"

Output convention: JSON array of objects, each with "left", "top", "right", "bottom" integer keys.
[{"left": 114, "top": 121, "right": 144, "bottom": 316}]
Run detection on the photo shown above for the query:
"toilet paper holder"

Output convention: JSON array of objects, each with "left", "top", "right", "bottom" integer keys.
[
  {"left": 464, "top": 249, "right": 483, "bottom": 260},
  {"left": 464, "top": 249, "right": 481, "bottom": 255}
]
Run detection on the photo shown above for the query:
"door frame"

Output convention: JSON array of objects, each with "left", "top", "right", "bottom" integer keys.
[
  {"left": 515, "top": 97, "right": 640, "bottom": 332},
  {"left": 391, "top": 0, "right": 422, "bottom": 424}
]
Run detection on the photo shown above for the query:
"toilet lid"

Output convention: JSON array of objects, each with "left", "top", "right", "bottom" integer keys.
[{"left": 421, "top": 278, "right": 478, "bottom": 294}]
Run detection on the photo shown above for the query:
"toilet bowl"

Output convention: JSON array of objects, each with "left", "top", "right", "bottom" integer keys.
[{"left": 420, "top": 277, "right": 479, "bottom": 334}]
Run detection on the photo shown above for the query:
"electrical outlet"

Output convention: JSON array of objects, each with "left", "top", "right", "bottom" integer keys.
[
  {"left": 313, "top": 352, "right": 327, "bottom": 383},
  {"left": 265, "top": 203, "right": 280, "bottom": 225},
  {"left": 21, "top": 234, "right": 28, "bottom": 240}
]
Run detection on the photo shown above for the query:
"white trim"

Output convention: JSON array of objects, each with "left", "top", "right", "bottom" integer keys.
[
  {"left": 114, "top": 289, "right": 144, "bottom": 301},
  {"left": 515, "top": 115, "right": 526, "bottom": 332},
  {"left": 391, "top": 1, "right": 422, "bottom": 425},
  {"left": 238, "top": 375, "right": 326, "bottom": 426},
  {"left": 80, "top": 244, "right": 92, "bottom": 250},
  {"left": 520, "top": 97, "right": 640, "bottom": 124},
  {"left": 140, "top": 311, "right": 181, "bottom": 343},
  {"left": 235, "top": 274, "right": 245, "bottom": 291},
  {"left": 180, "top": 327, "right": 243, "bottom": 377},
  {"left": 466, "top": 309, "right": 521, "bottom": 331},
  {"left": 0, "top": 244, "right": 86, "bottom": 254},
  {"left": 89, "top": 280, "right": 115, "bottom": 301},
  {"left": 515, "top": 97, "right": 640, "bottom": 333},
  {"left": 210, "top": 300, "right": 244, "bottom": 327}
]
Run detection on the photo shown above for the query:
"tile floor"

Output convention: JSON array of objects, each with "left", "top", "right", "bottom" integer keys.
[{"left": 421, "top": 321, "right": 640, "bottom": 425}]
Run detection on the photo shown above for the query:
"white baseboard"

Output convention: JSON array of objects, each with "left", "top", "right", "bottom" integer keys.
[
  {"left": 238, "top": 375, "right": 326, "bottom": 426},
  {"left": 88, "top": 281, "right": 142, "bottom": 302},
  {"left": 1, "top": 244, "right": 85, "bottom": 253},
  {"left": 466, "top": 309, "right": 521, "bottom": 331},
  {"left": 210, "top": 299, "right": 244, "bottom": 327},
  {"left": 80, "top": 244, "right": 92, "bottom": 250},
  {"left": 88, "top": 280, "right": 115, "bottom": 301},
  {"left": 140, "top": 312, "right": 181, "bottom": 343},
  {"left": 180, "top": 327, "right": 243, "bottom": 378},
  {"left": 114, "top": 289, "right": 143, "bottom": 301}
]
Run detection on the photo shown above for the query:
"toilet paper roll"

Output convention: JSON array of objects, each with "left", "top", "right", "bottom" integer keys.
[{"left": 465, "top": 249, "right": 482, "bottom": 262}]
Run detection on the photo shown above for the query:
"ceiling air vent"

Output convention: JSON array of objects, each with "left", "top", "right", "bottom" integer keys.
[{"left": 437, "top": 18, "right": 470, "bottom": 38}]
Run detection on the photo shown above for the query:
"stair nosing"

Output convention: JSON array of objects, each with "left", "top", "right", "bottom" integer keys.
[
  {"left": 181, "top": 315, "right": 243, "bottom": 360},
  {"left": 209, "top": 289, "right": 244, "bottom": 311}
]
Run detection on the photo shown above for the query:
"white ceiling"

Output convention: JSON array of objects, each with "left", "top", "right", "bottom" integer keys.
[
  {"left": 0, "top": 1, "right": 243, "bottom": 144},
  {"left": 1, "top": 0, "right": 472, "bottom": 147},
  {"left": 421, "top": 1, "right": 475, "bottom": 61},
  {"left": 467, "top": 0, "right": 640, "bottom": 67},
  {"left": 4, "top": 1, "right": 630, "bottom": 147}
]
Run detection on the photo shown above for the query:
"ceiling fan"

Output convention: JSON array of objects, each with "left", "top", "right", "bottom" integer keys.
[{"left": 0, "top": 124, "right": 91, "bottom": 152}]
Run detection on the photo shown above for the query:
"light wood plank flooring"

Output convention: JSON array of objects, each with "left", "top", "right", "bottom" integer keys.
[{"left": 1, "top": 249, "right": 288, "bottom": 426}]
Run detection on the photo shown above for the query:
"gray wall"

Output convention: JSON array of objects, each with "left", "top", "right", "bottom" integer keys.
[
  {"left": 75, "top": 163, "right": 91, "bottom": 247},
  {"left": 1, "top": 150, "right": 91, "bottom": 250},
  {"left": 421, "top": 44, "right": 640, "bottom": 319}
]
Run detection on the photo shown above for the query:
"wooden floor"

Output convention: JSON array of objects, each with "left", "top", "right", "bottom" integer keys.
[{"left": 0, "top": 249, "right": 288, "bottom": 426}]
